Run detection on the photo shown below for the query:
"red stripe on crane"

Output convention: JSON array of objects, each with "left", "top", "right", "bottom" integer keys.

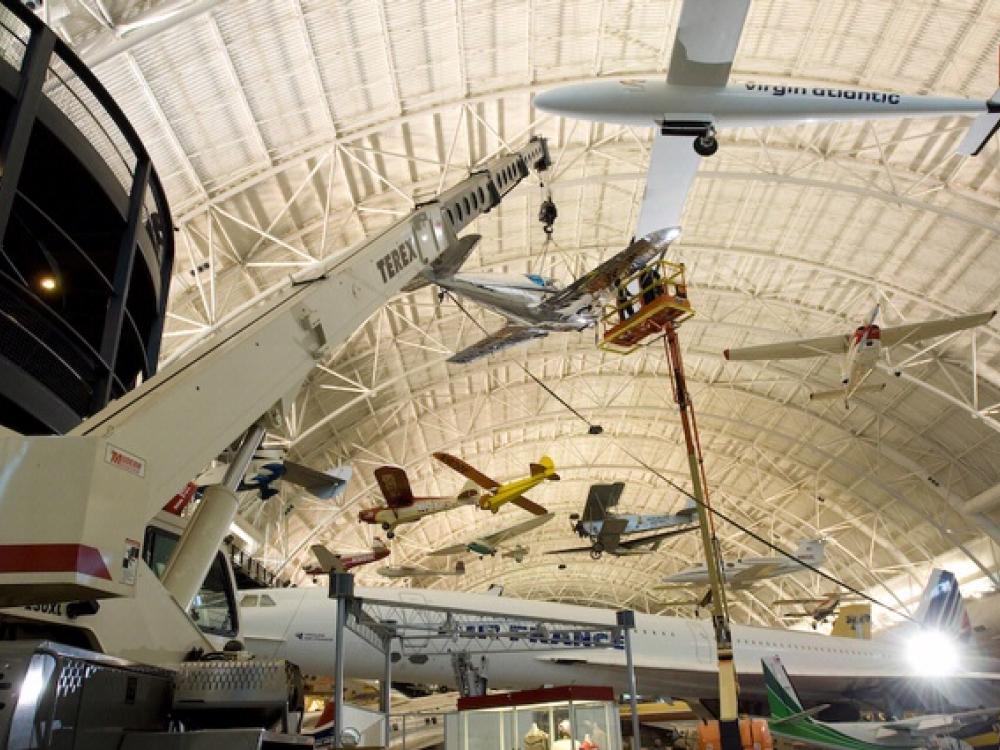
[{"left": 0, "top": 544, "right": 112, "bottom": 580}]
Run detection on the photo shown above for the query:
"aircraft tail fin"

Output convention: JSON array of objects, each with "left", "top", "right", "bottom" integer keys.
[
  {"left": 310, "top": 544, "right": 341, "bottom": 573},
  {"left": 794, "top": 538, "right": 826, "bottom": 564},
  {"left": 457, "top": 479, "right": 480, "bottom": 502},
  {"left": 831, "top": 604, "right": 872, "bottom": 639},
  {"left": 956, "top": 89, "right": 1000, "bottom": 156},
  {"left": 914, "top": 569, "right": 972, "bottom": 642},
  {"left": 581, "top": 483, "right": 625, "bottom": 524},
  {"left": 809, "top": 382, "right": 885, "bottom": 402},
  {"left": 402, "top": 233, "right": 482, "bottom": 292},
  {"left": 530, "top": 456, "right": 558, "bottom": 479},
  {"left": 762, "top": 655, "right": 805, "bottom": 720}
]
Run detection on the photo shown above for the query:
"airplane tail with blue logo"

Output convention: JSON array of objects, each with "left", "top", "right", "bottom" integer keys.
[
  {"left": 957, "top": 88, "right": 1000, "bottom": 156},
  {"left": 913, "top": 569, "right": 971, "bottom": 641}
]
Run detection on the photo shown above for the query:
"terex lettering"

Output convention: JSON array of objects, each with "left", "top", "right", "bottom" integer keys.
[{"left": 376, "top": 238, "right": 420, "bottom": 284}]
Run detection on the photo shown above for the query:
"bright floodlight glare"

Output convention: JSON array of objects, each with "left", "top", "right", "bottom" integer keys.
[
  {"left": 906, "top": 629, "right": 960, "bottom": 676},
  {"left": 38, "top": 275, "right": 57, "bottom": 292}
]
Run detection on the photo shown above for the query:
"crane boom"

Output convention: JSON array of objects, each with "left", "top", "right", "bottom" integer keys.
[{"left": 0, "top": 137, "right": 551, "bottom": 607}]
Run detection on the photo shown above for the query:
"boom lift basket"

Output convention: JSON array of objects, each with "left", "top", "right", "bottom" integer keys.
[{"left": 599, "top": 260, "right": 694, "bottom": 354}]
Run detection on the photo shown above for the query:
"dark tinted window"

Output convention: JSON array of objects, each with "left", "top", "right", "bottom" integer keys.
[{"left": 144, "top": 525, "right": 238, "bottom": 637}]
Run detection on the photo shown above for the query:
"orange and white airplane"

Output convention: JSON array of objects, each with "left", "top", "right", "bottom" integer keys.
[
  {"left": 301, "top": 539, "right": 390, "bottom": 577},
  {"left": 432, "top": 452, "right": 554, "bottom": 515},
  {"left": 724, "top": 306, "right": 995, "bottom": 407},
  {"left": 357, "top": 466, "right": 479, "bottom": 538}
]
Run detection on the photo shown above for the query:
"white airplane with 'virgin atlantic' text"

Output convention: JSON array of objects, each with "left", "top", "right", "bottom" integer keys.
[
  {"left": 533, "top": 0, "right": 1000, "bottom": 239},
  {"left": 239, "top": 569, "right": 1000, "bottom": 714}
]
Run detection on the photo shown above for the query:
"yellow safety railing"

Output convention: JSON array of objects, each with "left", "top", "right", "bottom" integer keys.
[{"left": 598, "top": 260, "right": 694, "bottom": 355}]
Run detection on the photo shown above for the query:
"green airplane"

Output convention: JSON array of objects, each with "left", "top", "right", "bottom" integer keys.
[{"left": 764, "top": 655, "right": 999, "bottom": 750}]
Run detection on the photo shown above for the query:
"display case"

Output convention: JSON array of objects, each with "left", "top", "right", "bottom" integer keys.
[{"left": 447, "top": 686, "right": 622, "bottom": 750}]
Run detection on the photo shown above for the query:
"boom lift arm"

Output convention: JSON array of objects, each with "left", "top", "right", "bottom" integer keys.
[{"left": 0, "top": 137, "right": 551, "bottom": 609}]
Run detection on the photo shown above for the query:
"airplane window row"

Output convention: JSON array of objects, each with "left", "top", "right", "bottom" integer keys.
[
  {"left": 734, "top": 638, "right": 880, "bottom": 658},
  {"left": 240, "top": 594, "right": 277, "bottom": 607}
]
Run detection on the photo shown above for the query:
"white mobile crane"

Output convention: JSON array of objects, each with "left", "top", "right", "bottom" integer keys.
[{"left": 0, "top": 137, "right": 551, "bottom": 745}]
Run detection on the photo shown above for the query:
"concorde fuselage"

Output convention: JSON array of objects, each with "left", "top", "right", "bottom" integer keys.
[
  {"left": 238, "top": 585, "right": 997, "bottom": 710},
  {"left": 532, "top": 80, "right": 988, "bottom": 129}
]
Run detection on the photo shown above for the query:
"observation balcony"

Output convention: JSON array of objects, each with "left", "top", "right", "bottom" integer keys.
[{"left": 0, "top": 1, "right": 173, "bottom": 434}]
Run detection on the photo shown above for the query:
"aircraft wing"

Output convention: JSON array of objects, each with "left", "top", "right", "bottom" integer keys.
[
  {"left": 433, "top": 452, "right": 500, "bottom": 490},
  {"left": 545, "top": 544, "right": 601, "bottom": 555},
  {"left": 881, "top": 707, "right": 1000, "bottom": 736},
  {"left": 595, "top": 517, "right": 630, "bottom": 550},
  {"left": 283, "top": 461, "right": 351, "bottom": 500},
  {"left": 618, "top": 524, "right": 699, "bottom": 549},
  {"left": 634, "top": 135, "right": 702, "bottom": 239},
  {"left": 724, "top": 333, "right": 849, "bottom": 361},
  {"left": 448, "top": 325, "right": 548, "bottom": 364},
  {"left": 879, "top": 311, "right": 996, "bottom": 348},
  {"left": 309, "top": 544, "right": 344, "bottom": 573},
  {"left": 727, "top": 562, "right": 783, "bottom": 586},
  {"left": 374, "top": 466, "right": 415, "bottom": 508},
  {"left": 428, "top": 543, "right": 470, "bottom": 557},
  {"left": 484, "top": 512, "right": 555, "bottom": 545},
  {"left": 539, "top": 233, "right": 673, "bottom": 312},
  {"left": 508, "top": 495, "right": 549, "bottom": 516},
  {"left": 667, "top": 0, "right": 752, "bottom": 88},
  {"left": 402, "top": 233, "right": 481, "bottom": 292}
]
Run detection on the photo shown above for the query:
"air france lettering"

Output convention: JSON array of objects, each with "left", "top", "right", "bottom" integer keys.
[
  {"left": 461, "top": 623, "right": 625, "bottom": 649},
  {"left": 745, "top": 82, "right": 901, "bottom": 104},
  {"left": 376, "top": 239, "right": 420, "bottom": 284}
]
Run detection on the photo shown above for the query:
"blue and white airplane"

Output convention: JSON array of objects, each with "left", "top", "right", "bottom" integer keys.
[{"left": 403, "top": 229, "right": 679, "bottom": 363}]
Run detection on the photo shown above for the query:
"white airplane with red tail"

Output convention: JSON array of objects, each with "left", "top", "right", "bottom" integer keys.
[
  {"left": 301, "top": 539, "right": 390, "bottom": 577},
  {"left": 724, "top": 306, "right": 996, "bottom": 407}
]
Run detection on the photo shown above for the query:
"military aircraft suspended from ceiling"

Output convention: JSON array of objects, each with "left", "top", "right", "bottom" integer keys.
[
  {"left": 432, "top": 452, "right": 555, "bottom": 515},
  {"left": 428, "top": 512, "right": 554, "bottom": 561},
  {"left": 547, "top": 482, "right": 699, "bottom": 559},
  {"left": 724, "top": 306, "right": 996, "bottom": 407},
  {"left": 533, "top": 0, "right": 1000, "bottom": 239}
]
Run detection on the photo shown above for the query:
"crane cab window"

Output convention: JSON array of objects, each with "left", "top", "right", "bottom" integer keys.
[{"left": 143, "top": 525, "right": 239, "bottom": 637}]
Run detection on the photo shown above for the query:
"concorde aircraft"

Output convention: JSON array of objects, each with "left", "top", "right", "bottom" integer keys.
[
  {"left": 724, "top": 307, "right": 996, "bottom": 407},
  {"left": 404, "top": 228, "right": 678, "bottom": 363},
  {"left": 239, "top": 569, "right": 1000, "bottom": 714},
  {"left": 533, "top": 0, "right": 1000, "bottom": 239}
]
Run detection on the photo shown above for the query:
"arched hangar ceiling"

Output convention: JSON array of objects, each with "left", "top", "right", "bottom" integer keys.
[{"left": 51, "top": 0, "right": 1000, "bottom": 625}]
